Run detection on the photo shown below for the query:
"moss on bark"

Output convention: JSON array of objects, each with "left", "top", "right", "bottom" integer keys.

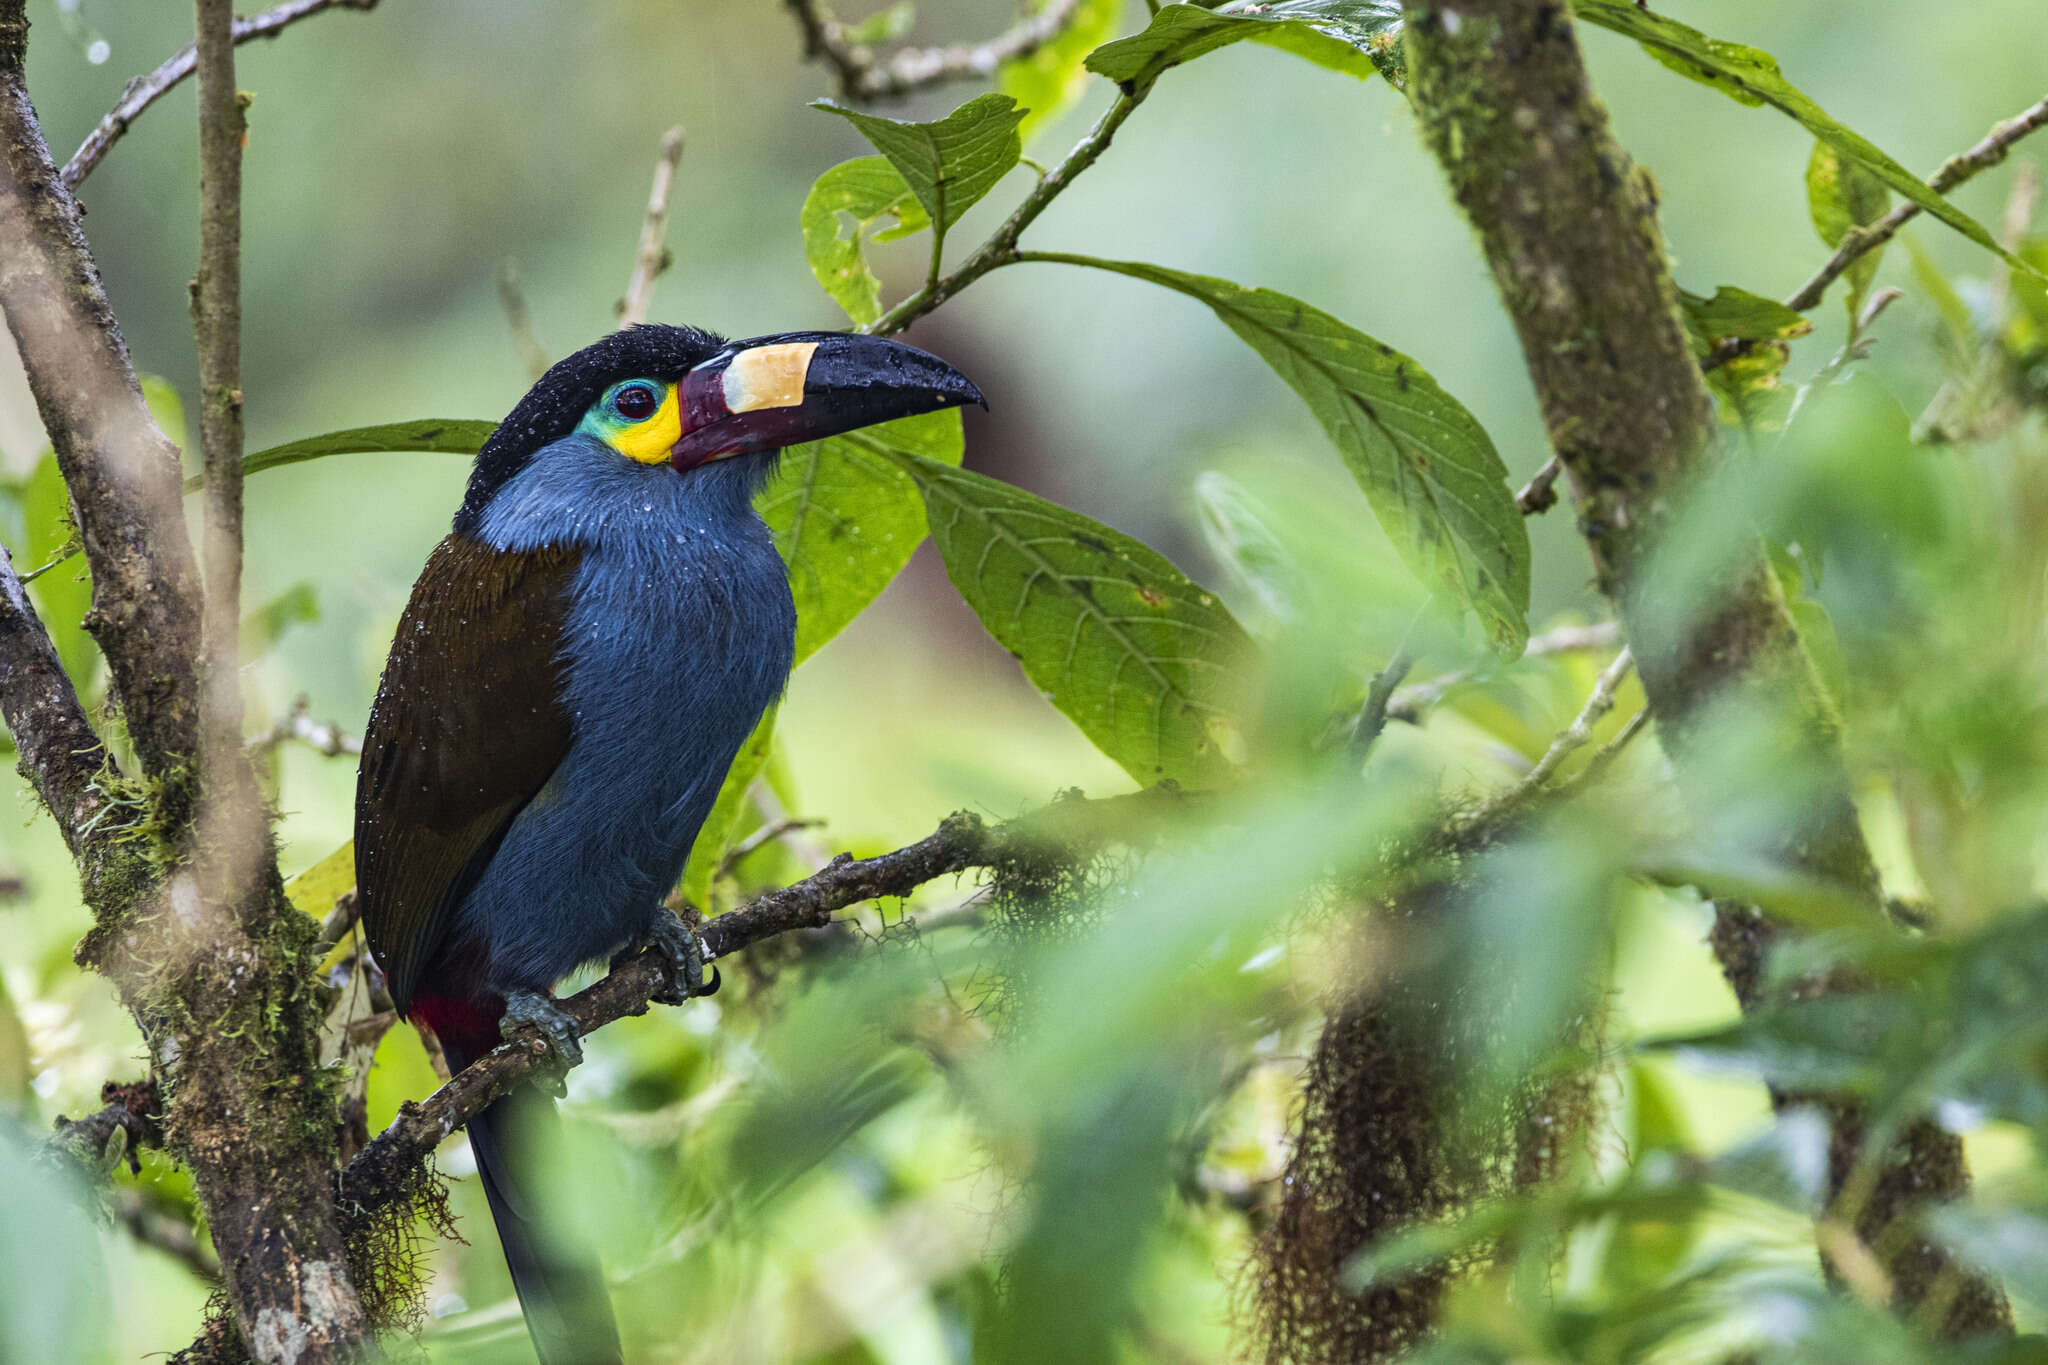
[{"left": 1401, "top": 0, "right": 2008, "bottom": 1339}]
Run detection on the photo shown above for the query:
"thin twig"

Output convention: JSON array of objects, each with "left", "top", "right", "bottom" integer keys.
[
  {"left": 1458, "top": 648, "right": 1637, "bottom": 831},
  {"left": 1518, "top": 647, "right": 1635, "bottom": 789},
  {"left": 1351, "top": 644, "right": 1416, "bottom": 759},
  {"left": 1, "top": 5, "right": 207, "bottom": 785},
  {"left": 316, "top": 890, "right": 359, "bottom": 956},
  {"left": 249, "top": 696, "right": 362, "bottom": 758},
  {"left": 48, "top": 1079, "right": 163, "bottom": 1178},
  {"left": 1547, "top": 707, "right": 1650, "bottom": 803},
  {"left": 617, "top": 126, "right": 684, "bottom": 327},
  {"left": 1706, "top": 89, "right": 2048, "bottom": 372},
  {"left": 493, "top": 259, "right": 550, "bottom": 383},
  {"left": 60, "top": 0, "right": 379, "bottom": 191},
  {"left": 0, "top": 546, "right": 109, "bottom": 852},
  {"left": 338, "top": 789, "right": 1194, "bottom": 1212},
  {"left": 901, "top": 889, "right": 988, "bottom": 937},
  {"left": 1516, "top": 454, "right": 1563, "bottom": 514},
  {"left": 717, "top": 815, "right": 826, "bottom": 877},
  {"left": 193, "top": 0, "right": 246, "bottom": 752},
  {"left": 1386, "top": 620, "right": 1621, "bottom": 724},
  {"left": 787, "top": 0, "right": 1084, "bottom": 101},
  {"left": 866, "top": 82, "right": 1152, "bottom": 337},
  {"left": 748, "top": 777, "right": 833, "bottom": 874},
  {"left": 117, "top": 1189, "right": 219, "bottom": 1281}
]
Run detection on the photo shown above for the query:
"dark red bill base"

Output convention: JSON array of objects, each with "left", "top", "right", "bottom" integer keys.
[{"left": 670, "top": 332, "right": 985, "bottom": 469}]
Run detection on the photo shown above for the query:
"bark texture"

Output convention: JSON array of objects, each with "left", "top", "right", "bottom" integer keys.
[
  {"left": 0, "top": 9, "right": 204, "bottom": 794},
  {"left": 0, "top": 7, "right": 370, "bottom": 1358},
  {"left": 1402, "top": 0, "right": 2007, "bottom": 1338}
]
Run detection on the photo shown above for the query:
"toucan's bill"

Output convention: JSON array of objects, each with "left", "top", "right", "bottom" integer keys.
[{"left": 668, "top": 332, "right": 984, "bottom": 469}]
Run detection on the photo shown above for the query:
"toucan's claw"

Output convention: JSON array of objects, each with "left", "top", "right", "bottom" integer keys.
[
  {"left": 640, "top": 909, "right": 715, "bottom": 1006},
  {"left": 501, "top": 989, "right": 583, "bottom": 1096}
]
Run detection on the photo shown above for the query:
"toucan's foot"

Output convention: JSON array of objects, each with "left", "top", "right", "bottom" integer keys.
[
  {"left": 501, "top": 990, "right": 583, "bottom": 1095},
  {"left": 639, "top": 908, "right": 719, "bottom": 1006}
]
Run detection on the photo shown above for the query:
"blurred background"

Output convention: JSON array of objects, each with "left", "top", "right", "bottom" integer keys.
[{"left": 2, "top": 1, "right": 2046, "bottom": 1360}]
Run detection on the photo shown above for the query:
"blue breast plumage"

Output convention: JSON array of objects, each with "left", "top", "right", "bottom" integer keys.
[{"left": 457, "top": 438, "right": 794, "bottom": 993}]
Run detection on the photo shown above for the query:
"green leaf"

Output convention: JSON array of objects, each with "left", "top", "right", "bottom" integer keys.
[
  {"left": 812, "top": 93, "right": 1024, "bottom": 236},
  {"left": 1002, "top": 0, "right": 1126, "bottom": 142},
  {"left": 677, "top": 707, "right": 777, "bottom": 909},
  {"left": 1246, "top": 0, "right": 1405, "bottom": 85},
  {"left": 891, "top": 455, "right": 1255, "bottom": 787},
  {"left": 20, "top": 453, "right": 96, "bottom": 691},
  {"left": 1028, "top": 254, "right": 1529, "bottom": 653},
  {"left": 28, "top": 419, "right": 496, "bottom": 586},
  {"left": 1903, "top": 234, "right": 1978, "bottom": 360},
  {"left": 286, "top": 841, "right": 357, "bottom": 921},
  {"left": 760, "top": 407, "right": 964, "bottom": 666},
  {"left": 1806, "top": 140, "right": 1892, "bottom": 320},
  {"left": 1680, "top": 286, "right": 1809, "bottom": 424},
  {"left": 1084, "top": 0, "right": 1403, "bottom": 89},
  {"left": 1574, "top": 0, "right": 2035, "bottom": 279},
  {"left": 800, "top": 157, "right": 931, "bottom": 327},
  {"left": 183, "top": 419, "right": 496, "bottom": 492},
  {"left": 1678, "top": 286, "right": 1811, "bottom": 351}
]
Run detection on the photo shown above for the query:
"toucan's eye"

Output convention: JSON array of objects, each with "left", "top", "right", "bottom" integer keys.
[{"left": 611, "top": 383, "right": 659, "bottom": 422}]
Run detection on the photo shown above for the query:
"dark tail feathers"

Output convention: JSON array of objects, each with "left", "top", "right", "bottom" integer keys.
[{"left": 445, "top": 1034, "right": 623, "bottom": 1365}]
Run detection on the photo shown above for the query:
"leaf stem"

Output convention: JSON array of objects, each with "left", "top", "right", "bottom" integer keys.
[
  {"left": 1706, "top": 87, "right": 2048, "bottom": 372},
  {"left": 787, "top": 0, "right": 1086, "bottom": 102},
  {"left": 866, "top": 82, "right": 1153, "bottom": 337},
  {"left": 61, "top": 0, "right": 379, "bottom": 190}
]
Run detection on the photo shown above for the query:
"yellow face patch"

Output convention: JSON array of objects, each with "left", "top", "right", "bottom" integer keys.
[
  {"left": 610, "top": 383, "right": 683, "bottom": 465},
  {"left": 722, "top": 341, "right": 820, "bottom": 414}
]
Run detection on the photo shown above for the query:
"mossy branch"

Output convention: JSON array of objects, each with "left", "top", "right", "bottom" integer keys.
[
  {"left": 1401, "top": 0, "right": 2006, "bottom": 1337},
  {"left": 339, "top": 789, "right": 1192, "bottom": 1213}
]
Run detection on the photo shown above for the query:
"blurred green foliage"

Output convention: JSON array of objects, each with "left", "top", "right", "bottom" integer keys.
[{"left": 4, "top": 2, "right": 2048, "bottom": 1363}]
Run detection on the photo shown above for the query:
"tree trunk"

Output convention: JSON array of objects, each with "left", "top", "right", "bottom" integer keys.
[{"left": 1401, "top": 0, "right": 2009, "bottom": 1337}]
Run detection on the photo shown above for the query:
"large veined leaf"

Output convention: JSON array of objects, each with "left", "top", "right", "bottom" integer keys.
[
  {"left": 1574, "top": 0, "right": 2033, "bottom": 279},
  {"left": 27, "top": 418, "right": 494, "bottom": 621},
  {"left": 1085, "top": 0, "right": 1403, "bottom": 89},
  {"left": 812, "top": 93, "right": 1024, "bottom": 237},
  {"left": 1026, "top": 253, "right": 1528, "bottom": 654},
  {"left": 760, "top": 407, "right": 964, "bottom": 666},
  {"left": 1001, "top": 0, "right": 1126, "bottom": 142},
  {"left": 800, "top": 157, "right": 930, "bottom": 327},
  {"left": 889, "top": 455, "right": 1254, "bottom": 788}
]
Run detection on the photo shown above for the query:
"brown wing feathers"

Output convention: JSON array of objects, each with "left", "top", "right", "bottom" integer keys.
[{"left": 354, "top": 535, "right": 579, "bottom": 1011}]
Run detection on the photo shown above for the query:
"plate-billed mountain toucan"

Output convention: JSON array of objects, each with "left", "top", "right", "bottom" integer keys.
[{"left": 354, "top": 324, "right": 982, "bottom": 1363}]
